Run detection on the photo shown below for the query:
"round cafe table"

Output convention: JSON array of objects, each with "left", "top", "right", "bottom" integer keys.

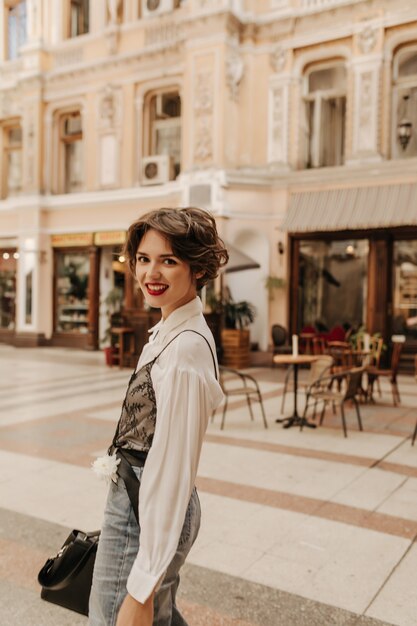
[{"left": 273, "top": 354, "right": 319, "bottom": 429}]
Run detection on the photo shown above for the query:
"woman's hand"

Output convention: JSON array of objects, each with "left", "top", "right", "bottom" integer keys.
[{"left": 116, "top": 592, "right": 154, "bottom": 626}]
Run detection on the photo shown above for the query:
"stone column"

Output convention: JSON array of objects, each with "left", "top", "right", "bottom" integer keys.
[
  {"left": 348, "top": 25, "right": 384, "bottom": 163},
  {"left": 87, "top": 246, "right": 101, "bottom": 350},
  {"left": 268, "top": 75, "right": 291, "bottom": 170}
]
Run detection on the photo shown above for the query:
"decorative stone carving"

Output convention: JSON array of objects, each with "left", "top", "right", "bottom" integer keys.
[
  {"left": 54, "top": 47, "right": 84, "bottom": 67},
  {"left": 194, "top": 71, "right": 213, "bottom": 113},
  {"left": 270, "top": 45, "right": 286, "bottom": 74},
  {"left": 99, "top": 85, "right": 120, "bottom": 128},
  {"left": 271, "top": 88, "right": 283, "bottom": 157},
  {"left": 194, "top": 117, "right": 213, "bottom": 161},
  {"left": 145, "top": 22, "right": 183, "bottom": 47},
  {"left": 359, "top": 26, "right": 377, "bottom": 55},
  {"left": 350, "top": 61, "right": 382, "bottom": 160},
  {"left": 226, "top": 50, "right": 244, "bottom": 101},
  {"left": 357, "top": 70, "right": 373, "bottom": 151},
  {"left": 268, "top": 82, "right": 289, "bottom": 165},
  {"left": 194, "top": 70, "right": 214, "bottom": 163}
]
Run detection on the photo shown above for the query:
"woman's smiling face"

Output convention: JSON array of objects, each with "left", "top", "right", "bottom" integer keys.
[{"left": 135, "top": 228, "right": 199, "bottom": 319}]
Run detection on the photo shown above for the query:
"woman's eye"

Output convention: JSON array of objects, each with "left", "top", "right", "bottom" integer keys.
[
  {"left": 136, "top": 256, "right": 148, "bottom": 263},
  {"left": 163, "top": 258, "right": 177, "bottom": 265}
]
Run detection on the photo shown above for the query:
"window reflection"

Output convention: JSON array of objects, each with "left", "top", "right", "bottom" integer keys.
[{"left": 299, "top": 239, "right": 369, "bottom": 333}]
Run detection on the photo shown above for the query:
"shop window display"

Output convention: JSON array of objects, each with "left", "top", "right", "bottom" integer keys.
[
  {"left": 393, "top": 240, "right": 417, "bottom": 340},
  {"left": 55, "top": 251, "right": 89, "bottom": 333},
  {"left": 0, "top": 250, "right": 17, "bottom": 329}
]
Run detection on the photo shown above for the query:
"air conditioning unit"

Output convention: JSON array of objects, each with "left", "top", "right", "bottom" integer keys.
[
  {"left": 141, "top": 155, "right": 175, "bottom": 186},
  {"left": 141, "top": 0, "right": 179, "bottom": 19}
]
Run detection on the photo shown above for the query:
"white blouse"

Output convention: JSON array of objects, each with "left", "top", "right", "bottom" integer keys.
[{"left": 126, "top": 297, "right": 224, "bottom": 604}]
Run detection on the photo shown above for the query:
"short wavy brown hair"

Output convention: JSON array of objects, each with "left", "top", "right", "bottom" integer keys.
[{"left": 123, "top": 207, "right": 229, "bottom": 289}]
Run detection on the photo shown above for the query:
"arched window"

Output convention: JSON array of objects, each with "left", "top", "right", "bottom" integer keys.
[
  {"left": 392, "top": 44, "right": 417, "bottom": 158},
  {"left": 302, "top": 62, "right": 346, "bottom": 168}
]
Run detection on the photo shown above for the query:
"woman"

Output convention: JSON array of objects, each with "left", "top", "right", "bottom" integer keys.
[{"left": 89, "top": 207, "right": 228, "bottom": 626}]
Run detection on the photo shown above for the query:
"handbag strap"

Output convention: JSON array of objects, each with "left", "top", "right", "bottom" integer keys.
[
  {"left": 116, "top": 449, "right": 142, "bottom": 525},
  {"left": 38, "top": 530, "right": 100, "bottom": 590},
  {"left": 115, "top": 330, "right": 218, "bottom": 525}
]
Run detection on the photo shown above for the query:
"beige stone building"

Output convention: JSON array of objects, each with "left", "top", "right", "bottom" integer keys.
[{"left": 0, "top": 0, "right": 417, "bottom": 365}]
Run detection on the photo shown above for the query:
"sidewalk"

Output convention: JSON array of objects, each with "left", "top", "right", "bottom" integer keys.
[{"left": 0, "top": 345, "right": 416, "bottom": 625}]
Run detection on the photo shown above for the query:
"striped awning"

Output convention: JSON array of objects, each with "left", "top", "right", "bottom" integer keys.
[{"left": 282, "top": 183, "right": 417, "bottom": 232}]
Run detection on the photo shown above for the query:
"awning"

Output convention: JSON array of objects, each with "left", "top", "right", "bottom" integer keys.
[
  {"left": 224, "top": 242, "right": 260, "bottom": 273},
  {"left": 281, "top": 183, "right": 417, "bottom": 233}
]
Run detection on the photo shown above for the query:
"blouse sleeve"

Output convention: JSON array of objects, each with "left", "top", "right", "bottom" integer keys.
[{"left": 126, "top": 364, "right": 220, "bottom": 604}]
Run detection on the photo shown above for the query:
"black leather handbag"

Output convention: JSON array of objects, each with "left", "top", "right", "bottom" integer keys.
[
  {"left": 38, "top": 529, "right": 100, "bottom": 616},
  {"left": 37, "top": 449, "right": 144, "bottom": 616}
]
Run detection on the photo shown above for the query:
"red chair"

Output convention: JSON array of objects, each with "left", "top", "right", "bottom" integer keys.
[
  {"left": 327, "top": 325, "right": 346, "bottom": 343},
  {"left": 300, "top": 326, "right": 317, "bottom": 354}
]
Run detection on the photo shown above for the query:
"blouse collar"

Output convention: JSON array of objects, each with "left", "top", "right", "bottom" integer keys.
[{"left": 148, "top": 297, "right": 203, "bottom": 342}]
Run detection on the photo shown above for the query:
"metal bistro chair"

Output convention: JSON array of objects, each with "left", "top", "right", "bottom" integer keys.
[
  {"left": 302, "top": 367, "right": 365, "bottom": 437},
  {"left": 281, "top": 355, "right": 333, "bottom": 415},
  {"left": 366, "top": 340, "right": 404, "bottom": 406},
  {"left": 215, "top": 366, "right": 268, "bottom": 430},
  {"left": 271, "top": 324, "right": 292, "bottom": 366}
]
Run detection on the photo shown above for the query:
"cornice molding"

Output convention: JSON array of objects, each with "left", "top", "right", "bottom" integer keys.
[{"left": 0, "top": 183, "right": 183, "bottom": 214}]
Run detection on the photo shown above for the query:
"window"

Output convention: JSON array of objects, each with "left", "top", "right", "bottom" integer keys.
[
  {"left": 298, "top": 239, "right": 369, "bottom": 333},
  {"left": 6, "top": 1, "right": 27, "bottom": 60},
  {"left": 2, "top": 124, "right": 23, "bottom": 198},
  {"left": 392, "top": 46, "right": 417, "bottom": 158},
  {"left": 302, "top": 64, "right": 346, "bottom": 168},
  {"left": 147, "top": 91, "right": 181, "bottom": 177},
  {"left": 59, "top": 112, "right": 83, "bottom": 193},
  {"left": 68, "top": 0, "right": 89, "bottom": 38}
]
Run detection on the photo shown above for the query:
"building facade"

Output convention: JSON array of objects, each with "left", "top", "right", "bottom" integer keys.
[{"left": 0, "top": 0, "right": 417, "bottom": 363}]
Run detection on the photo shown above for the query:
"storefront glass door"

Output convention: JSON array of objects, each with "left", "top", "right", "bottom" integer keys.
[{"left": 298, "top": 239, "right": 369, "bottom": 334}]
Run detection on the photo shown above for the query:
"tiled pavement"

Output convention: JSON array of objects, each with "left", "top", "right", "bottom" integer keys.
[{"left": 0, "top": 346, "right": 417, "bottom": 626}]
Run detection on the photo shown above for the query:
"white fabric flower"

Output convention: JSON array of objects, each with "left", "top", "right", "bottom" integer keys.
[{"left": 91, "top": 453, "right": 120, "bottom": 484}]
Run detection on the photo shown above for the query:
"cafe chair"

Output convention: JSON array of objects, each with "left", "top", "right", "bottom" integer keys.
[
  {"left": 302, "top": 367, "right": 364, "bottom": 437},
  {"left": 214, "top": 366, "right": 268, "bottom": 430},
  {"left": 281, "top": 355, "right": 333, "bottom": 415},
  {"left": 366, "top": 340, "right": 404, "bottom": 406},
  {"left": 271, "top": 324, "right": 292, "bottom": 366},
  {"left": 312, "top": 336, "right": 327, "bottom": 355}
]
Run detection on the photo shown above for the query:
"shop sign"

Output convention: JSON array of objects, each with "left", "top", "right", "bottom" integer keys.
[
  {"left": 51, "top": 233, "right": 94, "bottom": 247},
  {"left": 94, "top": 231, "right": 126, "bottom": 246},
  {"left": 0, "top": 238, "right": 18, "bottom": 248}
]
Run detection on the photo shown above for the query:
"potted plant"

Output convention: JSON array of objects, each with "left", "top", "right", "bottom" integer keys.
[
  {"left": 220, "top": 294, "right": 256, "bottom": 369},
  {"left": 101, "top": 287, "right": 124, "bottom": 366},
  {"left": 264, "top": 275, "right": 286, "bottom": 301}
]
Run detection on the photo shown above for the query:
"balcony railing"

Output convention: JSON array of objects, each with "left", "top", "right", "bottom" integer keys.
[{"left": 263, "top": 0, "right": 365, "bottom": 14}]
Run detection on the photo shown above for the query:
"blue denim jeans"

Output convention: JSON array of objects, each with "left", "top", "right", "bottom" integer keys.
[{"left": 89, "top": 466, "right": 201, "bottom": 626}]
